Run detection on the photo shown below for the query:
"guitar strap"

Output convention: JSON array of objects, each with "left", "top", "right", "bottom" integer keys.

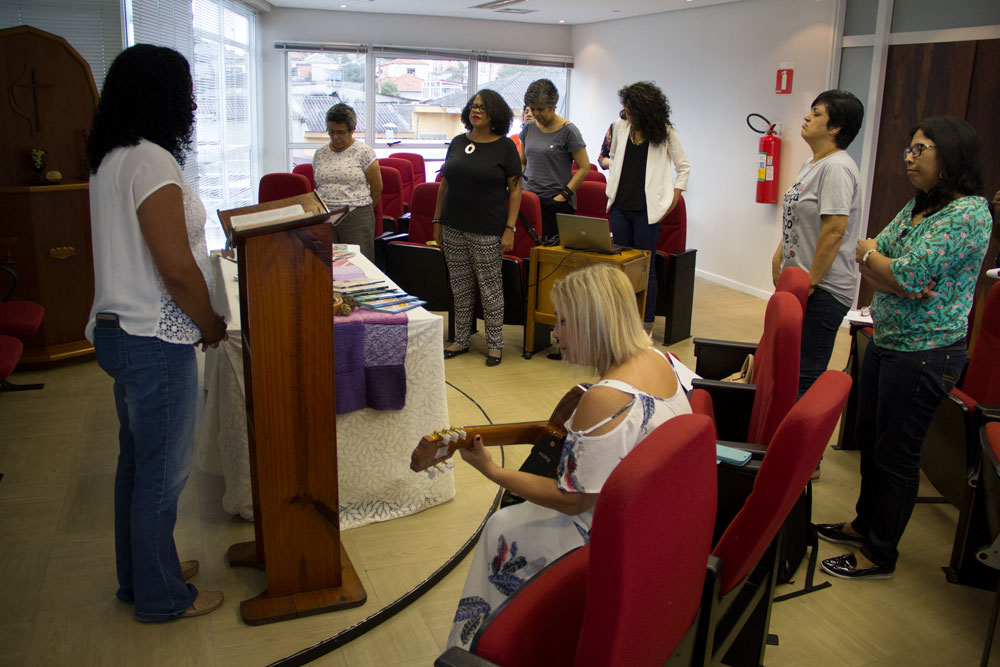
[{"left": 499, "top": 383, "right": 592, "bottom": 508}]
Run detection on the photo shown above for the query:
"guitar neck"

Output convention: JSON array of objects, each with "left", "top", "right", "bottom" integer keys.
[{"left": 462, "top": 421, "right": 563, "bottom": 448}]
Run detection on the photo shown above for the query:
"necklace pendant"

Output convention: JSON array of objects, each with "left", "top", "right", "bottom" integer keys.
[{"left": 465, "top": 143, "right": 476, "bottom": 154}]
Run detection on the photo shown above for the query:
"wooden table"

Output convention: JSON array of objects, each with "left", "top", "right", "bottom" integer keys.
[{"left": 523, "top": 245, "right": 650, "bottom": 358}]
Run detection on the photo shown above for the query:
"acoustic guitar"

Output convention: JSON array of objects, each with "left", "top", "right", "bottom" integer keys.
[{"left": 409, "top": 384, "right": 587, "bottom": 473}]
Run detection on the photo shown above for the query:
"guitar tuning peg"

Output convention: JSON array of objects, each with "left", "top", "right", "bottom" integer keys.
[
  {"left": 458, "top": 429, "right": 467, "bottom": 439},
  {"left": 444, "top": 460, "right": 454, "bottom": 470}
]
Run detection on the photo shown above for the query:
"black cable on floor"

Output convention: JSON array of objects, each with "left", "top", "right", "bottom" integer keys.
[{"left": 268, "top": 381, "right": 501, "bottom": 667}]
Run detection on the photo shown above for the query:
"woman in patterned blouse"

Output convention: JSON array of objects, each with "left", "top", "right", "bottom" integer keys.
[
  {"left": 817, "top": 116, "right": 991, "bottom": 581},
  {"left": 312, "top": 103, "right": 382, "bottom": 260}
]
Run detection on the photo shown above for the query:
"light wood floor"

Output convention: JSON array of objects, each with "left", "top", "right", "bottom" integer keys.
[{"left": 1, "top": 278, "right": 996, "bottom": 666}]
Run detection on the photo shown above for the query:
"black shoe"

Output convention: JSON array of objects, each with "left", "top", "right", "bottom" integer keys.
[
  {"left": 546, "top": 351, "right": 563, "bottom": 361},
  {"left": 485, "top": 353, "right": 502, "bottom": 367},
  {"left": 821, "top": 553, "right": 894, "bottom": 580},
  {"left": 815, "top": 523, "right": 864, "bottom": 548},
  {"left": 443, "top": 347, "right": 469, "bottom": 359}
]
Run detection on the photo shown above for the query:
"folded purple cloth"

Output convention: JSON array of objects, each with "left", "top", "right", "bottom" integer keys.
[{"left": 334, "top": 308, "right": 408, "bottom": 414}]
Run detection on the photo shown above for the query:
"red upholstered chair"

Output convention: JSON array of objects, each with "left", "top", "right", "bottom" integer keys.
[
  {"left": 510, "top": 190, "right": 542, "bottom": 262},
  {"left": 690, "top": 290, "right": 802, "bottom": 445},
  {"left": 703, "top": 370, "right": 851, "bottom": 666},
  {"left": 654, "top": 194, "right": 698, "bottom": 344},
  {"left": 572, "top": 162, "right": 599, "bottom": 172},
  {"left": 0, "top": 265, "right": 45, "bottom": 340},
  {"left": 775, "top": 264, "right": 810, "bottom": 313},
  {"left": 258, "top": 172, "right": 312, "bottom": 203},
  {"left": 389, "top": 152, "right": 427, "bottom": 185},
  {"left": 379, "top": 166, "right": 405, "bottom": 222},
  {"left": 291, "top": 163, "right": 316, "bottom": 190},
  {"left": 405, "top": 182, "right": 440, "bottom": 245},
  {"left": 0, "top": 334, "right": 29, "bottom": 393},
  {"left": 573, "top": 181, "right": 608, "bottom": 220},
  {"left": 379, "top": 157, "right": 415, "bottom": 208},
  {"left": 580, "top": 170, "right": 606, "bottom": 184},
  {"left": 437, "top": 413, "right": 718, "bottom": 667}
]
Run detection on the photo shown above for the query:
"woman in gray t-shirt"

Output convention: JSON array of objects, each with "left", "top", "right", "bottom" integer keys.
[{"left": 519, "top": 79, "right": 590, "bottom": 239}]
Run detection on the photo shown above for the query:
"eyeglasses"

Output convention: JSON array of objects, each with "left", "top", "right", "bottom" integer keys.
[
  {"left": 328, "top": 129, "right": 351, "bottom": 137},
  {"left": 903, "top": 143, "right": 936, "bottom": 159},
  {"left": 469, "top": 104, "right": 485, "bottom": 112}
]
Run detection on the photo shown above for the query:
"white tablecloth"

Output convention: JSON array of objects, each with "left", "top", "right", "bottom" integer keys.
[{"left": 195, "top": 248, "right": 455, "bottom": 529}]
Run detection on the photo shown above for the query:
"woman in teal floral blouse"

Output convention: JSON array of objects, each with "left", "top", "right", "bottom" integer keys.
[{"left": 817, "top": 116, "right": 991, "bottom": 580}]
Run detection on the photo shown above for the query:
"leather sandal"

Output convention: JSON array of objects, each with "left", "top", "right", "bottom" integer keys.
[
  {"left": 180, "top": 589, "right": 224, "bottom": 618},
  {"left": 486, "top": 352, "right": 502, "bottom": 367},
  {"left": 443, "top": 347, "right": 469, "bottom": 359}
]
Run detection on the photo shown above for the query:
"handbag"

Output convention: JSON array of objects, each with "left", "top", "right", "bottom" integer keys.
[{"left": 721, "top": 354, "right": 754, "bottom": 384}]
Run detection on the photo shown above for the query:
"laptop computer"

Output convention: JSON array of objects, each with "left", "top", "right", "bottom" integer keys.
[{"left": 556, "top": 213, "right": 624, "bottom": 254}]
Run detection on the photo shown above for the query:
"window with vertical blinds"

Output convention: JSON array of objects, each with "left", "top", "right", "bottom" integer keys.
[
  {"left": 0, "top": 0, "right": 122, "bottom": 91},
  {"left": 128, "top": 0, "right": 261, "bottom": 250}
]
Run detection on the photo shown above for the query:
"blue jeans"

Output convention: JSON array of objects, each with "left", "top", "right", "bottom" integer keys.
[
  {"left": 852, "top": 340, "right": 965, "bottom": 568},
  {"left": 94, "top": 326, "right": 199, "bottom": 621},
  {"left": 609, "top": 206, "right": 660, "bottom": 327},
  {"left": 798, "top": 287, "right": 851, "bottom": 398}
]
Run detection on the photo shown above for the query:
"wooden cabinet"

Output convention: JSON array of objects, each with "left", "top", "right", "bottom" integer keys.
[
  {"left": 524, "top": 246, "right": 650, "bottom": 357},
  {"left": 0, "top": 26, "right": 99, "bottom": 363},
  {"left": 0, "top": 183, "right": 94, "bottom": 362}
]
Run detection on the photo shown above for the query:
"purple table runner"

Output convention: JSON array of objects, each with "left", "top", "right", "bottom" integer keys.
[{"left": 333, "top": 258, "right": 409, "bottom": 414}]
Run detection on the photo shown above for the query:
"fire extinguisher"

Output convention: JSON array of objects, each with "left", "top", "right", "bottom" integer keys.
[{"left": 747, "top": 113, "right": 781, "bottom": 204}]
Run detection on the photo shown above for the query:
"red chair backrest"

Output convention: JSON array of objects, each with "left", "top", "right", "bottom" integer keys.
[
  {"left": 572, "top": 163, "right": 599, "bottom": 172},
  {"left": 379, "top": 166, "right": 404, "bottom": 219},
  {"left": 435, "top": 170, "right": 444, "bottom": 182},
  {"left": 408, "top": 182, "right": 440, "bottom": 245},
  {"left": 574, "top": 181, "right": 608, "bottom": 220},
  {"left": 714, "top": 370, "right": 851, "bottom": 594},
  {"left": 581, "top": 170, "right": 606, "bottom": 184},
  {"left": 576, "top": 414, "right": 717, "bottom": 666},
  {"left": 746, "top": 291, "right": 801, "bottom": 446},
  {"left": 775, "top": 266, "right": 810, "bottom": 314},
  {"left": 379, "top": 157, "right": 414, "bottom": 206},
  {"left": 291, "top": 163, "right": 315, "bottom": 189},
  {"left": 475, "top": 414, "right": 718, "bottom": 667},
  {"left": 389, "top": 152, "right": 426, "bottom": 185},
  {"left": 656, "top": 194, "right": 687, "bottom": 255},
  {"left": 963, "top": 282, "right": 1000, "bottom": 403},
  {"left": 258, "top": 172, "right": 312, "bottom": 203},
  {"left": 512, "top": 191, "right": 542, "bottom": 260}
]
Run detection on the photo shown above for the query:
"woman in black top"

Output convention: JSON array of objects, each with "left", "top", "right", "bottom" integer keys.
[{"left": 434, "top": 89, "right": 522, "bottom": 367}]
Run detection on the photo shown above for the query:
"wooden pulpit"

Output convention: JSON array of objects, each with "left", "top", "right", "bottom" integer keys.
[{"left": 219, "top": 193, "right": 365, "bottom": 625}]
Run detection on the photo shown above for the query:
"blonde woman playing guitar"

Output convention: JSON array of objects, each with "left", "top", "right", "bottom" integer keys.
[{"left": 443, "top": 263, "right": 692, "bottom": 650}]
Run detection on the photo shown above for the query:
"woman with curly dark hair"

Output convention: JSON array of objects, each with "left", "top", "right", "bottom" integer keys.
[
  {"left": 433, "top": 89, "right": 522, "bottom": 366},
  {"left": 606, "top": 81, "right": 691, "bottom": 334},
  {"left": 520, "top": 78, "right": 590, "bottom": 238},
  {"left": 85, "top": 44, "right": 226, "bottom": 621}
]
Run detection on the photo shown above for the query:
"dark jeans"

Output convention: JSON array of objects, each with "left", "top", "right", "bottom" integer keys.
[
  {"left": 852, "top": 340, "right": 965, "bottom": 568},
  {"left": 538, "top": 196, "right": 574, "bottom": 239},
  {"left": 609, "top": 206, "right": 660, "bottom": 327},
  {"left": 798, "top": 287, "right": 851, "bottom": 398},
  {"left": 94, "top": 326, "right": 199, "bottom": 621}
]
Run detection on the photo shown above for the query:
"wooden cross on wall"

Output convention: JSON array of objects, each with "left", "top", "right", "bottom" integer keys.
[{"left": 9, "top": 64, "right": 54, "bottom": 134}]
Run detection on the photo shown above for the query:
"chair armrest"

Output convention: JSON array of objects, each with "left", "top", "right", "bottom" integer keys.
[
  {"left": 692, "top": 338, "right": 758, "bottom": 380},
  {"left": 975, "top": 404, "right": 1000, "bottom": 425},
  {"left": 434, "top": 647, "right": 499, "bottom": 667},
  {"left": 688, "top": 379, "right": 755, "bottom": 442}
]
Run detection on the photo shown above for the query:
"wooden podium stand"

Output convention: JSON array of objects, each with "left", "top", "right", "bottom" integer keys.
[
  {"left": 524, "top": 245, "right": 650, "bottom": 357},
  {"left": 220, "top": 193, "right": 365, "bottom": 625}
]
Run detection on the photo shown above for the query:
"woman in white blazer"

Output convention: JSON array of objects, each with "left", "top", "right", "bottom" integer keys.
[{"left": 606, "top": 81, "right": 691, "bottom": 333}]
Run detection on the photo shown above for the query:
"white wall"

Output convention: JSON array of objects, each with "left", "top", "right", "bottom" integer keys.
[
  {"left": 570, "top": 0, "right": 840, "bottom": 298},
  {"left": 259, "top": 9, "right": 572, "bottom": 175}
]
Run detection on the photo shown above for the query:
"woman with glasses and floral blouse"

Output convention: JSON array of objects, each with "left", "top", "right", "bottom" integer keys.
[
  {"left": 312, "top": 103, "right": 382, "bottom": 260},
  {"left": 434, "top": 89, "right": 522, "bottom": 367},
  {"left": 817, "top": 116, "right": 991, "bottom": 581}
]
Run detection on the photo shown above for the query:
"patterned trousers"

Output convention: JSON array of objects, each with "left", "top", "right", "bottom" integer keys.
[{"left": 442, "top": 226, "right": 504, "bottom": 351}]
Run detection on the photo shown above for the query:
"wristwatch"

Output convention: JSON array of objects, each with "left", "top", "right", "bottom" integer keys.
[
  {"left": 862, "top": 248, "right": 876, "bottom": 265},
  {"left": 505, "top": 225, "right": 516, "bottom": 232}
]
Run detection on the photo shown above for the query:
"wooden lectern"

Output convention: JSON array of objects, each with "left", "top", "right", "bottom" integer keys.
[{"left": 219, "top": 193, "right": 365, "bottom": 625}]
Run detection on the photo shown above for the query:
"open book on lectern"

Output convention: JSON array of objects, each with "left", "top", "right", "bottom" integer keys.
[{"left": 217, "top": 191, "right": 346, "bottom": 243}]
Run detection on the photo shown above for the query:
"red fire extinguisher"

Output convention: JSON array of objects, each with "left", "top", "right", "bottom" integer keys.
[{"left": 748, "top": 113, "right": 781, "bottom": 204}]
